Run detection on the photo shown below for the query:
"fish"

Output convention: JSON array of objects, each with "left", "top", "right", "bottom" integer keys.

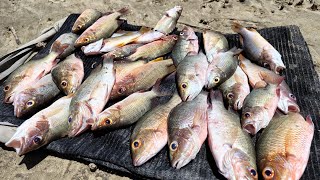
[
  {"left": 91, "top": 81, "right": 163, "bottom": 130},
  {"left": 3, "top": 33, "right": 76, "bottom": 104},
  {"left": 241, "top": 76, "right": 283, "bottom": 135},
  {"left": 72, "top": 9, "right": 102, "bottom": 34},
  {"left": 218, "top": 66, "right": 250, "bottom": 110},
  {"left": 168, "top": 91, "right": 208, "bottom": 169},
  {"left": 176, "top": 51, "right": 208, "bottom": 101},
  {"left": 239, "top": 54, "right": 300, "bottom": 114},
  {"left": 110, "top": 58, "right": 175, "bottom": 99},
  {"left": 107, "top": 44, "right": 144, "bottom": 60},
  {"left": 154, "top": 6, "right": 183, "bottom": 34},
  {"left": 207, "top": 90, "right": 257, "bottom": 180},
  {"left": 114, "top": 60, "right": 147, "bottom": 77},
  {"left": 74, "top": 8, "right": 129, "bottom": 47},
  {"left": 126, "top": 35, "right": 177, "bottom": 61},
  {"left": 5, "top": 95, "right": 73, "bottom": 155},
  {"left": 51, "top": 33, "right": 79, "bottom": 59},
  {"left": 13, "top": 74, "right": 60, "bottom": 118},
  {"left": 131, "top": 92, "right": 182, "bottom": 166},
  {"left": 132, "top": 30, "right": 164, "bottom": 44},
  {"left": 67, "top": 56, "right": 115, "bottom": 137},
  {"left": 171, "top": 26, "right": 199, "bottom": 66},
  {"left": 81, "top": 39, "right": 104, "bottom": 56},
  {"left": 203, "top": 30, "right": 229, "bottom": 63},
  {"left": 231, "top": 22, "right": 285, "bottom": 74},
  {"left": 111, "top": 30, "right": 138, "bottom": 38},
  {"left": 256, "top": 112, "right": 314, "bottom": 180},
  {"left": 206, "top": 47, "right": 242, "bottom": 89},
  {"left": 51, "top": 54, "right": 84, "bottom": 95}
]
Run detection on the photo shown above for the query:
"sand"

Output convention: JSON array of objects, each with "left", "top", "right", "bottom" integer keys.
[{"left": 0, "top": 0, "right": 320, "bottom": 179}]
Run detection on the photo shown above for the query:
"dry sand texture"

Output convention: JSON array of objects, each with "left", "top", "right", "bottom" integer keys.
[{"left": 0, "top": 0, "right": 320, "bottom": 179}]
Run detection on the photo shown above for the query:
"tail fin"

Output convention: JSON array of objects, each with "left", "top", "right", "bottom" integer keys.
[
  {"left": 260, "top": 71, "right": 284, "bottom": 85},
  {"left": 152, "top": 78, "right": 163, "bottom": 96},
  {"left": 231, "top": 21, "right": 243, "bottom": 33},
  {"left": 229, "top": 47, "right": 243, "bottom": 55}
]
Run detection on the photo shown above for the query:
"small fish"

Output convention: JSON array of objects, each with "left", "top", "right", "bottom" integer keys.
[
  {"left": 206, "top": 47, "right": 242, "bottom": 89},
  {"left": 176, "top": 51, "right": 208, "bottom": 101},
  {"left": 168, "top": 91, "right": 208, "bottom": 169},
  {"left": 171, "top": 26, "right": 199, "bottom": 66},
  {"left": 232, "top": 22, "right": 285, "bottom": 74},
  {"left": 13, "top": 74, "right": 60, "bottom": 118},
  {"left": 51, "top": 54, "right": 84, "bottom": 95},
  {"left": 132, "top": 30, "right": 164, "bottom": 44},
  {"left": 68, "top": 56, "right": 115, "bottom": 137},
  {"left": 218, "top": 66, "right": 250, "bottom": 110},
  {"left": 239, "top": 54, "right": 300, "bottom": 114},
  {"left": 72, "top": 9, "right": 102, "bottom": 33},
  {"left": 51, "top": 33, "right": 79, "bottom": 59},
  {"left": 203, "top": 30, "right": 229, "bottom": 63},
  {"left": 107, "top": 44, "right": 144, "bottom": 60},
  {"left": 154, "top": 6, "right": 183, "bottom": 34},
  {"left": 110, "top": 59, "right": 175, "bottom": 99},
  {"left": 207, "top": 90, "right": 257, "bottom": 180},
  {"left": 131, "top": 93, "right": 182, "bottom": 166},
  {"left": 75, "top": 8, "right": 129, "bottom": 47},
  {"left": 256, "top": 112, "right": 314, "bottom": 180},
  {"left": 126, "top": 35, "right": 177, "bottom": 61},
  {"left": 6, "top": 95, "right": 73, "bottom": 155},
  {"left": 241, "top": 77, "right": 283, "bottom": 135}
]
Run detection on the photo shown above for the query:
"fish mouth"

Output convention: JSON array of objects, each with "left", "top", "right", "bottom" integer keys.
[
  {"left": 5, "top": 137, "right": 25, "bottom": 156},
  {"left": 288, "top": 101, "right": 300, "bottom": 113},
  {"left": 4, "top": 94, "right": 14, "bottom": 104},
  {"left": 234, "top": 99, "right": 243, "bottom": 110},
  {"left": 14, "top": 106, "right": 23, "bottom": 118},
  {"left": 184, "top": 95, "right": 191, "bottom": 102},
  {"left": 242, "top": 122, "right": 258, "bottom": 135},
  {"left": 171, "top": 157, "right": 189, "bottom": 169},
  {"left": 133, "top": 155, "right": 149, "bottom": 167}
]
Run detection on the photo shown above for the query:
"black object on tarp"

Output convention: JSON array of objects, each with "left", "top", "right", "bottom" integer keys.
[{"left": 0, "top": 14, "right": 319, "bottom": 180}]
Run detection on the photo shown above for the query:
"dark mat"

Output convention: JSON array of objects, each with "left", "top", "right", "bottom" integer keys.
[{"left": 0, "top": 14, "right": 319, "bottom": 179}]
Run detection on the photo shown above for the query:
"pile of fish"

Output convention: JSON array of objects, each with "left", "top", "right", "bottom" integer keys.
[{"left": 2, "top": 6, "right": 314, "bottom": 180}]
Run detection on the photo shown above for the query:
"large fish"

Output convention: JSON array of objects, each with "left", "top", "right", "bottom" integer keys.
[
  {"left": 72, "top": 9, "right": 102, "bottom": 34},
  {"left": 5, "top": 95, "right": 73, "bottom": 155},
  {"left": 51, "top": 54, "right": 84, "bottom": 95},
  {"left": 206, "top": 47, "right": 242, "bottom": 89},
  {"left": 3, "top": 32, "right": 78, "bottom": 104},
  {"left": 126, "top": 35, "right": 177, "bottom": 61},
  {"left": 171, "top": 26, "right": 199, "bottom": 66},
  {"left": 256, "top": 112, "right": 314, "bottom": 180},
  {"left": 207, "top": 90, "right": 257, "bottom": 180},
  {"left": 68, "top": 56, "right": 115, "bottom": 137},
  {"left": 218, "top": 66, "right": 250, "bottom": 110},
  {"left": 154, "top": 6, "right": 183, "bottom": 34},
  {"left": 231, "top": 22, "right": 285, "bottom": 74},
  {"left": 239, "top": 54, "right": 300, "bottom": 114},
  {"left": 74, "top": 8, "right": 129, "bottom": 47},
  {"left": 241, "top": 77, "right": 283, "bottom": 135},
  {"left": 131, "top": 92, "right": 182, "bottom": 166},
  {"left": 176, "top": 51, "right": 208, "bottom": 101},
  {"left": 203, "top": 30, "right": 229, "bottom": 63},
  {"left": 168, "top": 91, "right": 208, "bottom": 169},
  {"left": 13, "top": 74, "right": 60, "bottom": 118},
  {"left": 110, "top": 59, "right": 175, "bottom": 99}
]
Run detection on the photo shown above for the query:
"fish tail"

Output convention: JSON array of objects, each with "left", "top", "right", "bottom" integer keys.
[
  {"left": 151, "top": 78, "right": 163, "bottom": 96},
  {"left": 229, "top": 46, "right": 243, "bottom": 55},
  {"left": 231, "top": 21, "right": 243, "bottom": 33}
]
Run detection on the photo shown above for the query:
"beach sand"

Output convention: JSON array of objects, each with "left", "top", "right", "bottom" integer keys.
[{"left": 0, "top": 0, "right": 319, "bottom": 179}]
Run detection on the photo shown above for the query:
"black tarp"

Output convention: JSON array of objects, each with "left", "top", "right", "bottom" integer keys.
[{"left": 0, "top": 14, "right": 319, "bottom": 179}]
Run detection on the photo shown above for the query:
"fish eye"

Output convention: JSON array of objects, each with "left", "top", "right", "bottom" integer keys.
[
  {"left": 85, "top": 38, "right": 90, "bottom": 42},
  {"left": 118, "top": 87, "right": 126, "bottom": 94},
  {"left": 61, "top": 80, "right": 68, "bottom": 87},
  {"left": 227, "top": 93, "right": 234, "bottom": 99},
  {"left": 181, "top": 83, "right": 188, "bottom": 89},
  {"left": 249, "top": 169, "right": 257, "bottom": 177},
  {"left": 132, "top": 140, "right": 141, "bottom": 149},
  {"left": 214, "top": 77, "right": 220, "bottom": 83},
  {"left": 26, "top": 100, "right": 35, "bottom": 107},
  {"left": 244, "top": 112, "right": 251, "bottom": 118},
  {"left": 180, "top": 32, "right": 184, "bottom": 36},
  {"left": 77, "top": 25, "right": 82, "bottom": 29},
  {"left": 263, "top": 63, "right": 270, "bottom": 69},
  {"left": 263, "top": 167, "right": 274, "bottom": 178},
  {"left": 170, "top": 141, "right": 178, "bottom": 151},
  {"left": 289, "top": 93, "right": 296, "bottom": 100},
  {"left": 3, "top": 85, "right": 10, "bottom": 92},
  {"left": 104, "top": 118, "right": 113, "bottom": 125},
  {"left": 68, "top": 117, "right": 72, "bottom": 123},
  {"left": 33, "top": 136, "right": 42, "bottom": 144}
]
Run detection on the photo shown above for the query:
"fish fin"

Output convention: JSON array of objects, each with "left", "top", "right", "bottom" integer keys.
[
  {"left": 305, "top": 115, "right": 314, "bottom": 128},
  {"left": 247, "top": 27, "right": 258, "bottom": 32},
  {"left": 151, "top": 78, "right": 163, "bottom": 96},
  {"left": 260, "top": 71, "right": 284, "bottom": 85},
  {"left": 239, "top": 35, "right": 244, "bottom": 46},
  {"left": 209, "top": 90, "right": 223, "bottom": 102},
  {"left": 231, "top": 21, "right": 243, "bottom": 33},
  {"left": 229, "top": 47, "right": 243, "bottom": 56},
  {"left": 254, "top": 81, "right": 267, "bottom": 89},
  {"left": 117, "top": 7, "right": 130, "bottom": 16},
  {"left": 139, "top": 26, "right": 151, "bottom": 34},
  {"left": 150, "top": 57, "right": 164, "bottom": 62}
]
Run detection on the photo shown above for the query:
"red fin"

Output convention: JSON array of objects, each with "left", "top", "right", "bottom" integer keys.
[
  {"left": 260, "top": 71, "right": 284, "bottom": 85},
  {"left": 254, "top": 81, "right": 267, "bottom": 89},
  {"left": 231, "top": 21, "right": 243, "bottom": 33}
]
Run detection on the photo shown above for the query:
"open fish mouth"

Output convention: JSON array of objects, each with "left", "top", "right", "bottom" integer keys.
[
  {"left": 4, "top": 94, "right": 14, "bottom": 104},
  {"left": 242, "top": 121, "right": 258, "bottom": 135}
]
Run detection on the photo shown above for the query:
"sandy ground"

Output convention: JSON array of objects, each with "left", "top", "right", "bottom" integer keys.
[{"left": 0, "top": 0, "right": 320, "bottom": 179}]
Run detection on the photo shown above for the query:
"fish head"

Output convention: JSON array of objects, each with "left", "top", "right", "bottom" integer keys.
[
  {"left": 169, "top": 128, "right": 197, "bottom": 169},
  {"left": 72, "top": 22, "right": 85, "bottom": 33},
  {"left": 224, "top": 83, "right": 249, "bottom": 110},
  {"left": 259, "top": 154, "right": 295, "bottom": 180},
  {"left": 13, "top": 89, "right": 44, "bottom": 118},
  {"left": 180, "top": 26, "right": 198, "bottom": 41},
  {"left": 67, "top": 102, "right": 91, "bottom": 137},
  {"left": 161, "top": 34, "right": 179, "bottom": 42},
  {"left": 263, "top": 49, "right": 285, "bottom": 74},
  {"left": 206, "top": 68, "right": 224, "bottom": 89},
  {"left": 91, "top": 108, "right": 121, "bottom": 130},
  {"left": 166, "top": 6, "right": 183, "bottom": 19},
  {"left": 177, "top": 74, "right": 201, "bottom": 101},
  {"left": 52, "top": 67, "right": 82, "bottom": 95},
  {"left": 74, "top": 33, "right": 95, "bottom": 47},
  {"left": 131, "top": 129, "right": 163, "bottom": 166},
  {"left": 241, "top": 106, "right": 269, "bottom": 135},
  {"left": 3, "top": 78, "right": 22, "bottom": 103},
  {"left": 5, "top": 117, "right": 50, "bottom": 155},
  {"left": 278, "top": 82, "right": 300, "bottom": 114}
]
